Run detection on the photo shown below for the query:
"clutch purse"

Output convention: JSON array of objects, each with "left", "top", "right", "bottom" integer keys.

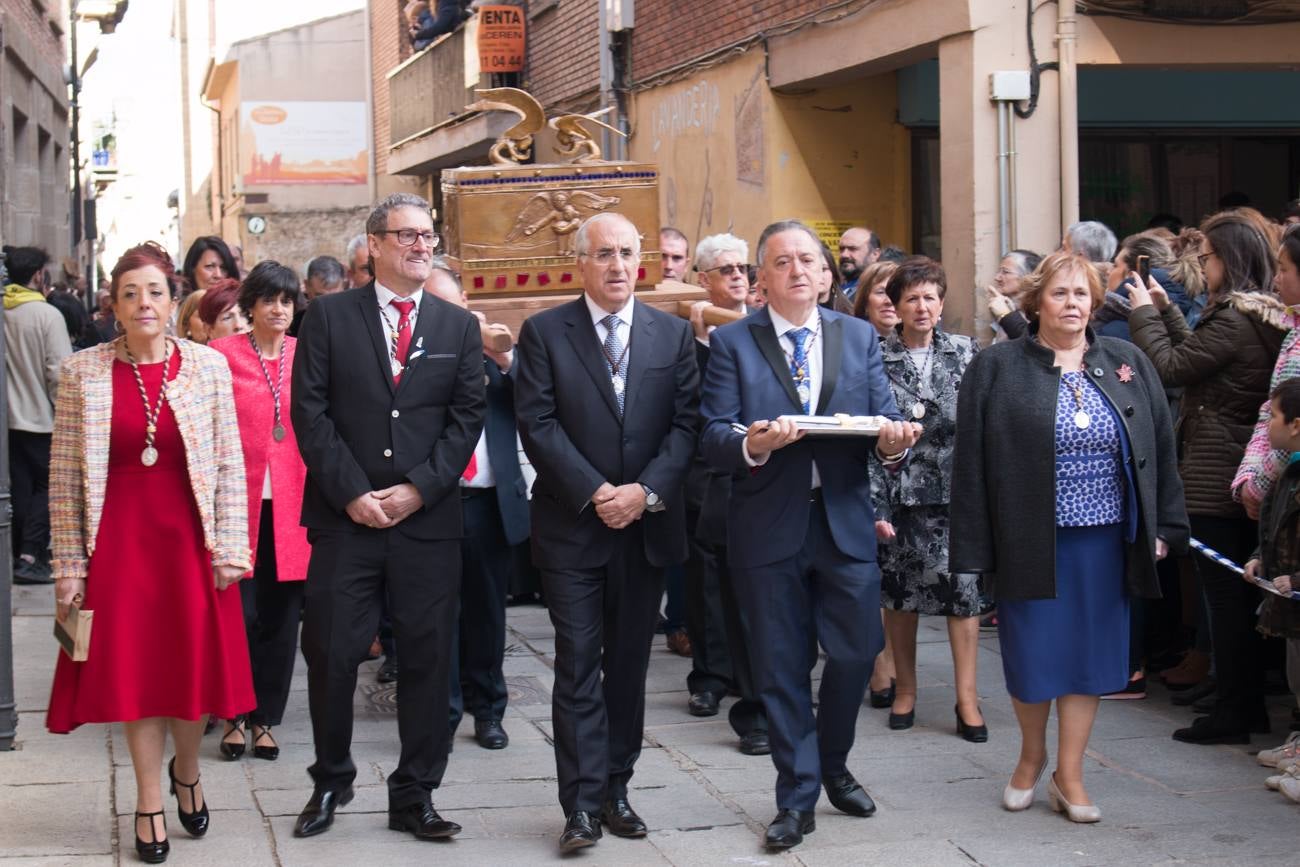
[{"left": 54, "top": 593, "right": 93, "bottom": 662}]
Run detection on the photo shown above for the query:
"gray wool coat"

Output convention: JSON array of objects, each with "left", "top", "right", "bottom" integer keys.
[{"left": 948, "top": 328, "right": 1190, "bottom": 601}]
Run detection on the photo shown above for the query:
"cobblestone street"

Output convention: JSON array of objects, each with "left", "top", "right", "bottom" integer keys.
[{"left": 3, "top": 582, "right": 1297, "bottom": 866}]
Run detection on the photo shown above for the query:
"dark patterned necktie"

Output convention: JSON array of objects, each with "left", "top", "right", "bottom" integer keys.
[
  {"left": 788, "top": 327, "right": 811, "bottom": 413},
  {"left": 601, "top": 313, "right": 627, "bottom": 415}
]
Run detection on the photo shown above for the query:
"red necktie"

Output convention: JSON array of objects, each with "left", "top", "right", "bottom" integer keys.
[
  {"left": 462, "top": 452, "right": 478, "bottom": 483},
  {"left": 390, "top": 299, "right": 416, "bottom": 384}
]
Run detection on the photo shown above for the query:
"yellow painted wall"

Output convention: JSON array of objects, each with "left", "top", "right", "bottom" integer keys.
[{"left": 628, "top": 50, "right": 910, "bottom": 257}]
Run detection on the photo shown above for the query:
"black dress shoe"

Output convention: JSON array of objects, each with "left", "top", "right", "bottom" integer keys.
[
  {"left": 134, "top": 810, "right": 170, "bottom": 863},
  {"left": 13, "top": 558, "right": 53, "bottom": 585},
  {"left": 688, "top": 691, "right": 720, "bottom": 717},
  {"left": 250, "top": 725, "right": 279, "bottom": 761},
  {"left": 888, "top": 708, "right": 915, "bottom": 730},
  {"left": 219, "top": 717, "right": 246, "bottom": 760},
  {"left": 1172, "top": 715, "right": 1251, "bottom": 745},
  {"left": 739, "top": 730, "right": 771, "bottom": 756},
  {"left": 955, "top": 705, "right": 988, "bottom": 743},
  {"left": 168, "top": 757, "right": 209, "bottom": 837},
  {"left": 600, "top": 797, "right": 647, "bottom": 837},
  {"left": 559, "top": 810, "right": 602, "bottom": 852},
  {"left": 388, "top": 801, "right": 461, "bottom": 840},
  {"left": 376, "top": 657, "right": 398, "bottom": 684},
  {"left": 823, "top": 771, "right": 876, "bottom": 817},
  {"left": 869, "top": 678, "right": 896, "bottom": 709},
  {"left": 764, "top": 809, "right": 815, "bottom": 850},
  {"left": 474, "top": 719, "right": 509, "bottom": 749},
  {"left": 293, "top": 786, "right": 354, "bottom": 837}
]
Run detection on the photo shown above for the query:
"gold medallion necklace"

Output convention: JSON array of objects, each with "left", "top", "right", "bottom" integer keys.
[{"left": 122, "top": 337, "right": 174, "bottom": 466}]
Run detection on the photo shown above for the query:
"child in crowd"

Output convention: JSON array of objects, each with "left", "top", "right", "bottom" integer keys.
[{"left": 1244, "top": 377, "right": 1300, "bottom": 803}]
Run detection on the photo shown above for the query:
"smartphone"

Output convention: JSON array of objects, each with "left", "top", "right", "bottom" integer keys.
[{"left": 1136, "top": 254, "right": 1150, "bottom": 287}]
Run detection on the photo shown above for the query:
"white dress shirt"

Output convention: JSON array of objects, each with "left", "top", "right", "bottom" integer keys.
[
  {"left": 375, "top": 281, "right": 424, "bottom": 379},
  {"left": 585, "top": 292, "right": 635, "bottom": 354},
  {"left": 743, "top": 307, "right": 824, "bottom": 487},
  {"left": 460, "top": 425, "right": 496, "bottom": 489}
]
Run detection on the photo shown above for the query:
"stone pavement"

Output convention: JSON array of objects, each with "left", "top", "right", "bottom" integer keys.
[{"left": 3, "top": 581, "right": 1298, "bottom": 866}]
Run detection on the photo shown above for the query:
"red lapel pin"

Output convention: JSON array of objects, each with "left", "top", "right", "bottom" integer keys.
[{"left": 1117, "top": 363, "right": 1134, "bottom": 384}]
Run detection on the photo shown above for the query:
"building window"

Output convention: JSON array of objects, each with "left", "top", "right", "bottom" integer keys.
[{"left": 910, "top": 131, "right": 941, "bottom": 261}]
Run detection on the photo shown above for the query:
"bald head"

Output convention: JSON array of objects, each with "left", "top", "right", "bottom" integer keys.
[{"left": 838, "top": 226, "right": 880, "bottom": 282}]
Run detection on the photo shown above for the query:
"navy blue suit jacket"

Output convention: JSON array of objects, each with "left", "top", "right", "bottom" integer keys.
[
  {"left": 482, "top": 357, "right": 530, "bottom": 546},
  {"left": 699, "top": 306, "right": 902, "bottom": 569}
]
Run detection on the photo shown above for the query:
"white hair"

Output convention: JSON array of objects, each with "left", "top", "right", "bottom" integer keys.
[
  {"left": 345, "top": 234, "right": 367, "bottom": 260},
  {"left": 1066, "top": 221, "right": 1117, "bottom": 264},
  {"left": 694, "top": 234, "right": 749, "bottom": 273},
  {"left": 574, "top": 212, "right": 639, "bottom": 257}
]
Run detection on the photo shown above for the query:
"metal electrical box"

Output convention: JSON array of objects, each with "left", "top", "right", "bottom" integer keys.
[{"left": 989, "top": 71, "right": 1032, "bottom": 102}]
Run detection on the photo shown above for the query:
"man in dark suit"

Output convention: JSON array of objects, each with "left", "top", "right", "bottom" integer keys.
[
  {"left": 290, "top": 193, "right": 485, "bottom": 841},
  {"left": 424, "top": 263, "right": 530, "bottom": 751},
  {"left": 682, "top": 232, "right": 768, "bottom": 755},
  {"left": 699, "top": 220, "right": 920, "bottom": 851},
  {"left": 514, "top": 212, "right": 699, "bottom": 853}
]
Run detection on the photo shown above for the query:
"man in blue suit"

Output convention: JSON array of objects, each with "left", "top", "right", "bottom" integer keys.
[
  {"left": 699, "top": 220, "right": 920, "bottom": 851},
  {"left": 425, "top": 264, "right": 530, "bottom": 752}
]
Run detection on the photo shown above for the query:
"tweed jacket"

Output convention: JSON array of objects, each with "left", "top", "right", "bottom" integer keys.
[
  {"left": 50, "top": 339, "right": 251, "bottom": 581},
  {"left": 949, "top": 328, "right": 1190, "bottom": 601},
  {"left": 871, "top": 329, "right": 978, "bottom": 520},
  {"left": 1129, "top": 291, "right": 1287, "bottom": 517}
]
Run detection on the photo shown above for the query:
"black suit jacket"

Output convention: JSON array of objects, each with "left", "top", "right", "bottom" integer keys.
[
  {"left": 514, "top": 297, "right": 700, "bottom": 570},
  {"left": 482, "top": 357, "right": 530, "bottom": 546},
  {"left": 291, "top": 283, "right": 486, "bottom": 540}
]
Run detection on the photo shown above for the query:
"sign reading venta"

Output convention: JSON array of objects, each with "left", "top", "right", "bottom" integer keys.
[{"left": 478, "top": 5, "right": 525, "bottom": 72}]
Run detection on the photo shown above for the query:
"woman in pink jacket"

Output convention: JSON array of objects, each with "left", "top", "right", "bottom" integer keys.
[{"left": 209, "top": 261, "right": 310, "bottom": 763}]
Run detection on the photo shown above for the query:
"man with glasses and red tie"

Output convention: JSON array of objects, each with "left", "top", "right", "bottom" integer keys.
[
  {"left": 514, "top": 212, "right": 699, "bottom": 853},
  {"left": 290, "top": 193, "right": 485, "bottom": 842}
]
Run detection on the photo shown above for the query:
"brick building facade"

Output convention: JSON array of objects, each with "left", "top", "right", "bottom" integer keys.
[
  {"left": 525, "top": 0, "right": 599, "bottom": 111},
  {"left": 0, "top": 0, "right": 70, "bottom": 257}
]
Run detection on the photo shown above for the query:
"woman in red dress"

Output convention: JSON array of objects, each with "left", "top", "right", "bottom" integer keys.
[
  {"left": 209, "top": 261, "right": 310, "bottom": 762},
  {"left": 47, "top": 242, "right": 253, "bottom": 863}
]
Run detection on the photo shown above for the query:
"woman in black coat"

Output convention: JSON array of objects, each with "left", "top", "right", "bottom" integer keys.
[{"left": 950, "top": 251, "right": 1189, "bottom": 823}]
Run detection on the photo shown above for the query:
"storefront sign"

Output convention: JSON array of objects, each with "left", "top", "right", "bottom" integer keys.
[{"left": 478, "top": 5, "right": 525, "bottom": 73}]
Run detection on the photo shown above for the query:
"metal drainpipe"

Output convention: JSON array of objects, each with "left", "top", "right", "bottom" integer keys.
[
  {"left": 1009, "top": 108, "right": 1019, "bottom": 249},
  {"left": 0, "top": 249, "right": 14, "bottom": 751},
  {"left": 363, "top": 0, "right": 377, "bottom": 200},
  {"left": 996, "top": 100, "right": 1010, "bottom": 257},
  {"left": 1057, "top": 0, "right": 1080, "bottom": 231}
]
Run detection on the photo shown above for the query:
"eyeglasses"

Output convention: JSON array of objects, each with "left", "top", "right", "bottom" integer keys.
[
  {"left": 583, "top": 248, "right": 639, "bottom": 264},
  {"left": 375, "top": 228, "right": 440, "bottom": 248},
  {"left": 701, "top": 263, "right": 749, "bottom": 277},
  {"left": 1198, "top": 250, "right": 1217, "bottom": 268}
]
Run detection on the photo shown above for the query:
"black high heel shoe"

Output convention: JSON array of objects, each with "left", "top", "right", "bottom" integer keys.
[
  {"left": 888, "top": 708, "right": 915, "bottom": 730},
  {"left": 168, "top": 757, "right": 210, "bottom": 837},
  {"left": 219, "top": 716, "right": 246, "bottom": 760},
  {"left": 869, "top": 677, "right": 896, "bottom": 709},
  {"left": 135, "top": 810, "right": 170, "bottom": 863},
  {"left": 955, "top": 704, "right": 989, "bottom": 743},
  {"left": 251, "top": 724, "right": 280, "bottom": 761}
]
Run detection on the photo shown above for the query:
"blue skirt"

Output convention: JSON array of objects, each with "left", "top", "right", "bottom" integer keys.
[{"left": 997, "top": 523, "right": 1129, "bottom": 703}]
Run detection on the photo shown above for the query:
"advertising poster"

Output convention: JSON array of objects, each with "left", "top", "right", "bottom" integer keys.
[{"left": 241, "top": 101, "right": 367, "bottom": 186}]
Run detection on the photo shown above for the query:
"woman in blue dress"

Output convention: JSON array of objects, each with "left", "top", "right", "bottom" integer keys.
[{"left": 950, "top": 251, "right": 1189, "bottom": 823}]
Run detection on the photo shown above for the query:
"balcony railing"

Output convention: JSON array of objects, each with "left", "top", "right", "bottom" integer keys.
[{"left": 387, "top": 27, "right": 490, "bottom": 146}]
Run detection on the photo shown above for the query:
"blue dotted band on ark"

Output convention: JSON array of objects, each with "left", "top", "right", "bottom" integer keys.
[{"left": 451, "top": 172, "right": 659, "bottom": 187}]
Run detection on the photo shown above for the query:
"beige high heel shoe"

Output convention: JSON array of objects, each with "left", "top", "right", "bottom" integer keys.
[
  {"left": 1047, "top": 773, "right": 1101, "bottom": 823},
  {"left": 1002, "top": 759, "right": 1047, "bottom": 811}
]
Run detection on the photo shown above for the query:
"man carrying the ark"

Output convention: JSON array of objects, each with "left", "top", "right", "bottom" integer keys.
[{"left": 699, "top": 219, "right": 921, "bottom": 851}]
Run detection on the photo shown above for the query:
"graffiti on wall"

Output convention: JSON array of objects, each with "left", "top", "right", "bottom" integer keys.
[{"left": 651, "top": 81, "right": 722, "bottom": 154}]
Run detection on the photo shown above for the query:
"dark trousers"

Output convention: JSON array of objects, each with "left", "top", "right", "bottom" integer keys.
[
  {"left": 449, "top": 488, "right": 512, "bottom": 731},
  {"left": 684, "top": 518, "right": 766, "bottom": 736},
  {"left": 542, "top": 525, "right": 664, "bottom": 814},
  {"left": 238, "top": 502, "right": 305, "bottom": 727},
  {"left": 301, "top": 527, "right": 460, "bottom": 807},
  {"left": 732, "top": 497, "right": 883, "bottom": 812},
  {"left": 9, "top": 430, "right": 51, "bottom": 561},
  {"left": 1190, "top": 514, "right": 1265, "bottom": 723}
]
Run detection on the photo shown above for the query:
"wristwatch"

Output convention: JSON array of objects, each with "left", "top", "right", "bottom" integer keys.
[{"left": 641, "top": 484, "right": 665, "bottom": 512}]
